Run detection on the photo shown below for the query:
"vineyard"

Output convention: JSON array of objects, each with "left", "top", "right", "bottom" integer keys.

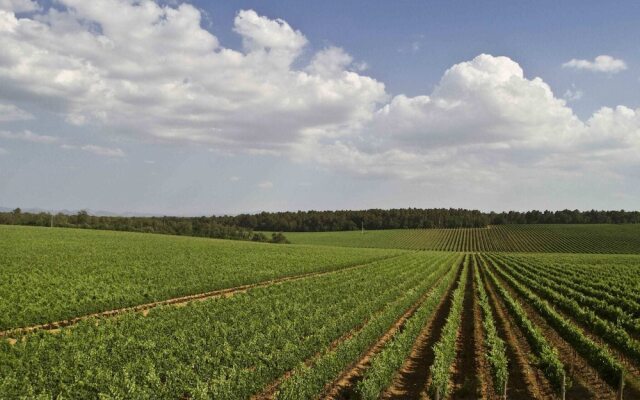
[
  {"left": 278, "top": 224, "right": 640, "bottom": 253},
  {"left": 2, "top": 225, "right": 640, "bottom": 399}
]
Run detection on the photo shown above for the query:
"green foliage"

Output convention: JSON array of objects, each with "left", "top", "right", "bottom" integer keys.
[
  {"left": 480, "top": 256, "right": 567, "bottom": 393},
  {"left": 0, "top": 225, "right": 402, "bottom": 330},
  {"left": 0, "top": 252, "right": 448, "bottom": 399},
  {"left": 278, "top": 224, "right": 640, "bottom": 253},
  {"left": 428, "top": 256, "right": 470, "bottom": 400},
  {"left": 270, "top": 232, "right": 290, "bottom": 244},
  {"left": 275, "top": 253, "right": 458, "bottom": 399},
  {"left": 473, "top": 255, "right": 508, "bottom": 394},
  {"left": 497, "top": 254, "right": 640, "bottom": 337},
  {"left": 486, "top": 254, "right": 627, "bottom": 387},
  {"left": 355, "top": 255, "right": 464, "bottom": 399}
]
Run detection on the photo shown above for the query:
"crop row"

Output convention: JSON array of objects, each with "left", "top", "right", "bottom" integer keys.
[
  {"left": 273, "top": 253, "right": 460, "bottom": 399},
  {"left": 499, "top": 254, "right": 640, "bottom": 319},
  {"left": 428, "top": 255, "right": 470, "bottom": 399},
  {"left": 355, "top": 256, "right": 465, "bottom": 399},
  {"left": 495, "top": 254, "right": 640, "bottom": 335},
  {"left": 490, "top": 255, "right": 640, "bottom": 367},
  {"left": 479, "top": 255, "right": 566, "bottom": 394},
  {"left": 0, "top": 225, "right": 402, "bottom": 330},
  {"left": 515, "top": 254, "right": 640, "bottom": 306},
  {"left": 472, "top": 254, "right": 508, "bottom": 395},
  {"left": 0, "top": 252, "right": 443, "bottom": 399},
  {"left": 484, "top": 254, "right": 625, "bottom": 388},
  {"left": 283, "top": 224, "right": 640, "bottom": 253}
]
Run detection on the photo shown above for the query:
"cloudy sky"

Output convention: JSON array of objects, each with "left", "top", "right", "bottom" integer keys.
[{"left": 1, "top": 0, "right": 639, "bottom": 215}]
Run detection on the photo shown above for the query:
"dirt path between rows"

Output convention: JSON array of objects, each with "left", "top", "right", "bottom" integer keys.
[
  {"left": 494, "top": 260, "right": 640, "bottom": 399},
  {"left": 2, "top": 255, "right": 401, "bottom": 339},
  {"left": 490, "top": 263, "right": 617, "bottom": 399},
  {"left": 503, "top": 261, "right": 640, "bottom": 392},
  {"left": 321, "top": 262, "right": 461, "bottom": 400},
  {"left": 379, "top": 260, "right": 465, "bottom": 400},
  {"left": 450, "top": 262, "right": 480, "bottom": 399},
  {"left": 479, "top": 259, "right": 554, "bottom": 400},
  {"left": 252, "top": 266, "right": 448, "bottom": 400}
]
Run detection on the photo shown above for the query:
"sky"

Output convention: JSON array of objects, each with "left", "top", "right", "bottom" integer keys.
[{"left": 0, "top": 0, "right": 639, "bottom": 215}]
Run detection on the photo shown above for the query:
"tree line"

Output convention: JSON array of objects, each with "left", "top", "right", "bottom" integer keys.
[
  {"left": 1, "top": 208, "right": 639, "bottom": 237},
  {"left": 216, "top": 208, "right": 640, "bottom": 231},
  {"left": 0, "top": 209, "right": 289, "bottom": 243}
]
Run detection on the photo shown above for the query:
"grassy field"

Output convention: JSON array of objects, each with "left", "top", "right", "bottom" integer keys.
[
  {"left": 276, "top": 224, "right": 640, "bottom": 253},
  {"left": 2, "top": 224, "right": 640, "bottom": 399}
]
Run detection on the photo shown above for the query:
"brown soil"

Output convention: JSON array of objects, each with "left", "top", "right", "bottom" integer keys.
[
  {"left": 1, "top": 256, "right": 399, "bottom": 339},
  {"left": 479, "top": 259, "right": 554, "bottom": 400},
  {"left": 499, "top": 263, "right": 640, "bottom": 398},
  {"left": 321, "top": 263, "right": 460, "bottom": 400},
  {"left": 491, "top": 264, "right": 617, "bottom": 399},
  {"left": 252, "top": 268, "right": 446, "bottom": 400},
  {"left": 378, "top": 259, "right": 465, "bottom": 400},
  {"left": 450, "top": 263, "right": 481, "bottom": 399}
]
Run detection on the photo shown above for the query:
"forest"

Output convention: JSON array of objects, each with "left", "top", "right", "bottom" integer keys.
[{"left": 1, "top": 208, "right": 639, "bottom": 236}]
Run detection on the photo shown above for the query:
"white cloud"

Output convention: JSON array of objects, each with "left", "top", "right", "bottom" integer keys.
[
  {"left": 229, "top": 176, "right": 240, "bottom": 182},
  {"left": 61, "top": 143, "right": 125, "bottom": 157},
  {"left": 0, "top": 146, "right": 7, "bottom": 154},
  {"left": 0, "top": 4, "right": 639, "bottom": 187},
  {"left": 298, "top": 54, "right": 640, "bottom": 182},
  {"left": 0, "top": 129, "right": 57, "bottom": 143},
  {"left": 0, "top": 3, "right": 384, "bottom": 154},
  {"left": 0, "top": 103, "right": 33, "bottom": 121},
  {"left": 307, "top": 47, "right": 353, "bottom": 78},
  {"left": 257, "top": 180, "right": 273, "bottom": 189},
  {"left": 562, "top": 55, "right": 627, "bottom": 73},
  {"left": 0, "top": 0, "right": 38, "bottom": 12}
]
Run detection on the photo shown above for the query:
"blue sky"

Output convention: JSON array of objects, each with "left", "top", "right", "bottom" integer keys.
[{"left": 0, "top": 0, "right": 639, "bottom": 215}]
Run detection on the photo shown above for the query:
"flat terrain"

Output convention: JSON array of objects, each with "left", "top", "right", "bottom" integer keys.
[
  {"left": 2, "top": 224, "right": 640, "bottom": 399},
  {"left": 276, "top": 224, "right": 640, "bottom": 253}
]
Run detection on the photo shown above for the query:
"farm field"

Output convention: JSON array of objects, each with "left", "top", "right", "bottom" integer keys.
[
  {"left": 0, "top": 225, "right": 402, "bottom": 331},
  {"left": 275, "top": 224, "right": 640, "bottom": 253},
  {"left": 2, "top": 225, "right": 640, "bottom": 399}
]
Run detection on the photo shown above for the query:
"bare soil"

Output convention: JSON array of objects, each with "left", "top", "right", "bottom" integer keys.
[
  {"left": 492, "top": 266, "right": 618, "bottom": 399},
  {"left": 253, "top": 267, "right": 444, "bottom": 400},
  {"left": 479, "top": 261, "right": 554, "bottom": 400},
  {"left": 378, "top": 260, "right": 465, "bottom": 400},
  {"left": 322, "top": 265, "right": 458, "bottom": 400},
  {"left": 450, "top": 263, "right": 481, "bottom": 399}
]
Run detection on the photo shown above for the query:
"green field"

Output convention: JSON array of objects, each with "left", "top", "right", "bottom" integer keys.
[
  {"left": 0, "top": 225, "right": 401, "bottom": 330},
  {"left": 276, "top": 224, "right": 640, "bottom": 253},
  {"left": 2, "top": 224, "right": 640, "bottom": 399}
]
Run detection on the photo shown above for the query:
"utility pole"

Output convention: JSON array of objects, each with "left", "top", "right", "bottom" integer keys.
[
  {"left": 50, "top": 213, "right": 54, "bottom": 228},
  {"left": 361, "top": 220, "right": 364, "bottom": 234}
]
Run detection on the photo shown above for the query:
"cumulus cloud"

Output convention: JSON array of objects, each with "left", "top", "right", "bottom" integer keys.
[
  {"left": 0, "top": 2, "right": 639, "bottom": 186},
  {"left": 0, "top": 3, "right": 384, "bottom": 154},
  {"left": 299, "top": 54, "right": 640, "bottom": 181},
  {"left": 0, "top": 103, "right": 33, "bottom": 121},
  {"left": 0, "top": 129, "right": 57, "bottom": 143},
  {"left": 562, "top": 55, "right": 627, "bottom": 73}
]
